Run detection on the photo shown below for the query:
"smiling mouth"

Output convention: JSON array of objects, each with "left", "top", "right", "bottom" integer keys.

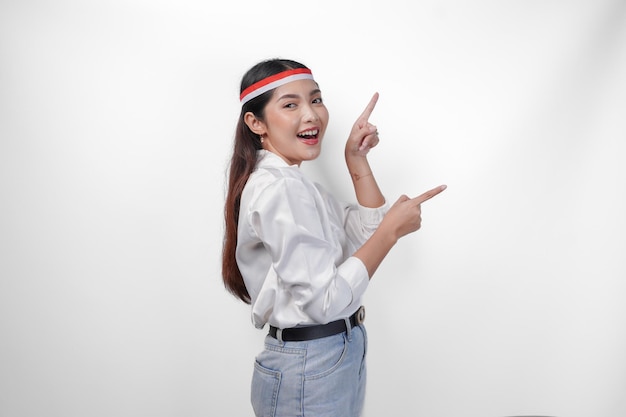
[{"left": 297, "top": 129, "right": 320, "bottom": 145}]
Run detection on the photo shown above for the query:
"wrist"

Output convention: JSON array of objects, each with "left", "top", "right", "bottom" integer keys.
[
  {"left": 346, "top": 156, "right": 372, "bottom": 180},
  {"left": 344, "top": 149, "right": 367, "bottom": 161},
  {"left": 376, "top": 220, "right": 400, "bottom": 247},
  {"left": 375, "top": 232, "right": 399, "bottom": 258},
  {"left": 345, "top": 152, "right": 369, "bottom": 168},
  {"left": 350, "top": 171, "right": 373, "bottom": 181}
]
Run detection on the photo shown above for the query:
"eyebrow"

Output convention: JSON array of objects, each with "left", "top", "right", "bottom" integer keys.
[{"left": 276, "top": 89, "right": 322, "bottom": 101}]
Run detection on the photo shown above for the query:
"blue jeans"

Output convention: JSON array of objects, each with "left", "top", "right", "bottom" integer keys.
[{"left": 251, "top": 324, "right": 368, "bottom": 417}]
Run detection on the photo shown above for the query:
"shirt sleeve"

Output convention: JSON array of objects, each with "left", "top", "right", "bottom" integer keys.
[
  {"left": 342, "top": 202, "right": 389, "bottom": 248},
  {"left": 317, "top": 182, "right": 389, "bottom": 249},
  {"left": 247, "top": 176, "right": 369, "bottom": 324}
]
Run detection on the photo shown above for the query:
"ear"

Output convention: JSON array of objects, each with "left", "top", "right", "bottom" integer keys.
[{"left": 244, "top": 112, "right": 267, "bottom": 136}]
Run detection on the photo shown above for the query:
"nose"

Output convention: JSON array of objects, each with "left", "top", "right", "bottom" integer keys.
[{"left": 302, "top": 103, "right": 320, "bottom": 122}]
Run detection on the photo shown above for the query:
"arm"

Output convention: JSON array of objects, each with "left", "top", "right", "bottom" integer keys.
[
  {"left": 344, "top": 93, "right": 385, "bottom": 208},
  {"left": 345, "top": 93, "right": 447, "bottom": 278}
]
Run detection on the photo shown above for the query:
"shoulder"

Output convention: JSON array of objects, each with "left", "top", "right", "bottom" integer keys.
[
  {"left": 242, "top": 159, "right": 309, "bottom": 212},
  {"left": 247, "top": 163, "right": 304, "bottom": 196}
]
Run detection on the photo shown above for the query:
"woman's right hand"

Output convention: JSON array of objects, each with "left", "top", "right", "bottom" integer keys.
[
  {"left": 353, "top": 184, "right": 446, "bottom": 278},
  {"left": 381, "top": 185, "right": 447, "bottom": 241}
]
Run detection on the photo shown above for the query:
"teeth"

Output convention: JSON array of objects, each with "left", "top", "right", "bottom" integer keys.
[{"left": 298, "top": 129, "right": 318, "bottom": 137}]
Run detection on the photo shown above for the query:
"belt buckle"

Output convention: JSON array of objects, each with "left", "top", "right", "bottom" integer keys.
[{"left": 355, "top": 306, "right": 366, "bottom": 325}]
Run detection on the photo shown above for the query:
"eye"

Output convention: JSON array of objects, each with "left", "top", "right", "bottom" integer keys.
[
  {"left": 312, "top": 97, "right": 323, "bottom": 104},
  {"left": 284, "top": 103, "right": 297, "bottom": 109}
]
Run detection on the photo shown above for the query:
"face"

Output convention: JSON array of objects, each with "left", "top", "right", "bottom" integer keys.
[{"left": 246, "top": 79, "right": 329, "bottom": 166}]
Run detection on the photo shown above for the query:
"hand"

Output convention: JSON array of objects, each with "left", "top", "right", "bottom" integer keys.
[
  {"left": 345, "top": 93, "right": 380, "bottom": 158},
  {"left": 381, "top": 185, "right": 447, "bottom": 240}
]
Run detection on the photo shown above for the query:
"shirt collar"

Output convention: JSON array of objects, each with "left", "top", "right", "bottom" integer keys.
[{"left": 256, "top": 149, "right": 299, "bottom": 169}]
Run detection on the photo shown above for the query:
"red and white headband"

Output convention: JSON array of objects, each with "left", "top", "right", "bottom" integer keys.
[{"left": 240, "top": 68, "right": 314, "bottom": 105}]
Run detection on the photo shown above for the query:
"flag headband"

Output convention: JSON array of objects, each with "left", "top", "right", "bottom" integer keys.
[{"left": 240, "top": 68, "right": 314, "bottom": 105}]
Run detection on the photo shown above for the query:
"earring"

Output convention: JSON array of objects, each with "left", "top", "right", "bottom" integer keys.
[{"left": 259, "top": 135, "right": 264, "bottom": 143}]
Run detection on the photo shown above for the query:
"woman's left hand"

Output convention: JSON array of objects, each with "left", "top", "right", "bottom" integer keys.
[{"left": 345, "top": 92, "right": 380, "bottom": 158}]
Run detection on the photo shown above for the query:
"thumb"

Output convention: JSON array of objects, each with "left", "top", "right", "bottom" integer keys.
[{"left": 394, "top": 194, "right": 411, "bottom": 205}]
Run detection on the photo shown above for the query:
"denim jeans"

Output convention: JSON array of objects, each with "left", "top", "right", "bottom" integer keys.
[{"left": 251, "top": 324, "right": 368, "bottom": 417}]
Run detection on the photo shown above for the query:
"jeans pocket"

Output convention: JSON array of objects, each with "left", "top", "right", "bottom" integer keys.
[
  {"left": 251, "top": 360, "right": 281, "bottom": 417},
  {"left": 305, "top": 333, "right": 349, "bottom": 380}
]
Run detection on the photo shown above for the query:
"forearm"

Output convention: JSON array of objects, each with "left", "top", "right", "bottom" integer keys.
[
  {"left": 352, "top": 222, "right": 397, "bottom": 278},
  {"left": 346, "top": 155, "right": 385, "bottom": 208}
]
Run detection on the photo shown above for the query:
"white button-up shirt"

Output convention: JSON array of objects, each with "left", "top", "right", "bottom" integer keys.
[{"left": 236, "top": 150, "right": 388, "bottom": 329}]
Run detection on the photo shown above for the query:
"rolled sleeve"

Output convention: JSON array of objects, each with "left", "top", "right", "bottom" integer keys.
[{"left": 357, "top": 202, "right": 388, "bottom": 228}]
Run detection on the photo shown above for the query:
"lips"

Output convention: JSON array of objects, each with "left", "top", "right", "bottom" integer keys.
[
  {"left": 299, "top": 138, "right": 319, "bottom": 145},
  {"left": 297, "top": 128, "right": 320, "bottom": 145}
]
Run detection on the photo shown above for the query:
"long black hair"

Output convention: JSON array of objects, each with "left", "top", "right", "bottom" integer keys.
[{"left": 222, "top": 58, "right": 310, "bottom": 303}]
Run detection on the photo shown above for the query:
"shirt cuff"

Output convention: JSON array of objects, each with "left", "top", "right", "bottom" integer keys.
[
  {"left": 357, "top": 200, "right": 389, "bottom": 226},
  {"left": 337, "top": 256, "right": 370, "bottom": 299}
]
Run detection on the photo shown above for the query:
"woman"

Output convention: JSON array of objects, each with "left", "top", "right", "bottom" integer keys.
[{"left": 222, "top": 58, "right": 445, "bottom": 416}]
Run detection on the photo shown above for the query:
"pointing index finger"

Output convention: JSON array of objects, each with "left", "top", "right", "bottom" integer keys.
[
  {"left": 358, "top": 92, "right": 379, "bottom": 123},
  {"left": 412, "top": 185, "right": 447, "bottom": 204}
]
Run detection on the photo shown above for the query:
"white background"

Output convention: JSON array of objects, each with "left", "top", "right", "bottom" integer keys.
[{"left": 1, "top": 1, "right": 625, "bottom": 416}]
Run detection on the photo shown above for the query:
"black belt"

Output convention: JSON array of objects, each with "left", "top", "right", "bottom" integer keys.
[{"left": 268, "top": 306, "right": 366, "bottom": 342}]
